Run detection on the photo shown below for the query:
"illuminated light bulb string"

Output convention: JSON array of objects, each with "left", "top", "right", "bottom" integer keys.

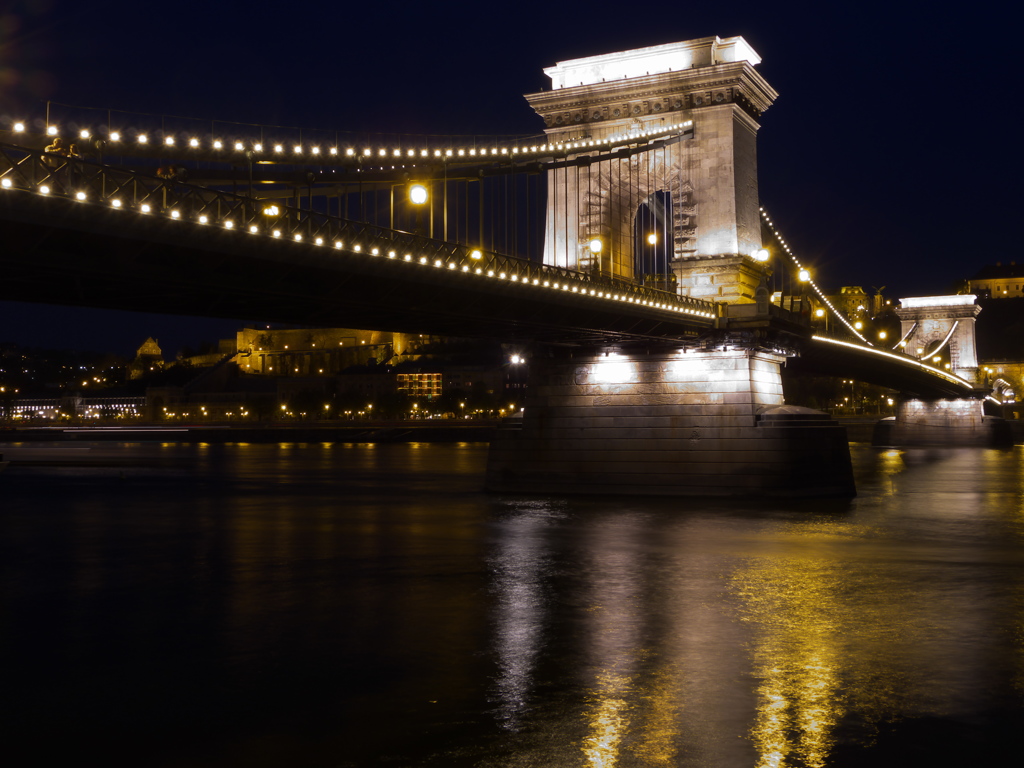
[
  {"left": 14, "top": 116, "right": 693, "bottom": 168},
  {"left": 758, "top": 207, "right": 869, "bottom": 345}
]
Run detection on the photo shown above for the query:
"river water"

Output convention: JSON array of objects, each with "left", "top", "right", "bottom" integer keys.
[{"left": 3, "top": 440, "right": 1024, "bottom": 767}]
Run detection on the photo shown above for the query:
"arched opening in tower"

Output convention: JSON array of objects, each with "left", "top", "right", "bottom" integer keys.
[{"left": 633, "top": 190, "right": 675, "bottom": 292}]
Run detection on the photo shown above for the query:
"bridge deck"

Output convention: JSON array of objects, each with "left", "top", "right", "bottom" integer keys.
[
  {"left": 0, "top": 178, "right": 716, "bottom": 343},
  {"left": 0, "top": 141, "right": 982, "bottom": 397}
]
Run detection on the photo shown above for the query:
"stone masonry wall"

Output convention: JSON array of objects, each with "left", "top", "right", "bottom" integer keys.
[{"left": 486, "top": 347, "right": 854, "bottom": 496}]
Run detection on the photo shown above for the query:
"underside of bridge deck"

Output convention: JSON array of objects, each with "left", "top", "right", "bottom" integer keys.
[
  {"left": 787, "top": 336, "right": 980, "bottom": 400},
  {"left": 0, "top": 191, "right": 715, "bottom": 345}
]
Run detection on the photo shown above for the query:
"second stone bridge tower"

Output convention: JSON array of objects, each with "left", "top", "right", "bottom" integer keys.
[{"left": 525, "top": 36, "right": 778, "bottom": 303}]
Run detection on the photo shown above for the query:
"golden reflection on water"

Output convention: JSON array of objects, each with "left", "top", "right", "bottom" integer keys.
[
  {"left": 582, "top": 671, "right": 631, "bottom": 767},
  {"left": 580, "top": 517, "right": 643, "bottom": 768},
  {"left": 735, "top": 558, "right": 841, "bottom": 768},
  {"left": 483, "top": 447, "right": 1024, "bottom": 766},
  {"left": 628, "top": 661, "right": 680, "bottom": 766},
  {"left": 580, "top": 651, "right": 684, "bottom": 767},
  {"left": 876, "top": 448, "right": 904, "bottom": 496}
]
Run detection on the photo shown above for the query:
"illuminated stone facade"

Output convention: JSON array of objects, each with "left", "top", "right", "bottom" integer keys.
[
  {"left": 984, "top": 364, "right": 1023, "bottom": 408},
  {"left": 875, "top": 296, "right": 1015, "bottom": 444},
  {"left": 235, "top": 327, "right": 434, "bottom": 376},
  {"left": 882, "top": 399, "right": 1011, "bottom": 446},
  {"left": 968, "top": 263, "right": 1024, "bottom": 298},
  {"left": 128, "top": 337, "right": 164, "bottom": 380},
  {"left": 487, "top": 347, "right": 853, "bottom": 496},
  {"left": 828, "top": 286, "right": 887, "bottom": 321},
  {"left": 525, "top": 36, "right": 777, "bottom": 303},
  {"left": 895, "top": 295, "right": 981, "bottom": 383}
]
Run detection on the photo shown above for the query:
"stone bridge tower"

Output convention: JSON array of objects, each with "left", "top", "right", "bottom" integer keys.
[
  {"left": 524, "top": 36, "right": 778, "bottom": 303},
  {"left": 879, "top": 295, "right": 1010, "bottom": 446},
  {"left": 895, "top": 295, "right": 981, "bottom": 383}
]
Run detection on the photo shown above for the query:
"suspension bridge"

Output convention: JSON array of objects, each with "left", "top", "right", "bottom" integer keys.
[{"left": 0, "top": 35, "right": 1001, "bottom": 495}]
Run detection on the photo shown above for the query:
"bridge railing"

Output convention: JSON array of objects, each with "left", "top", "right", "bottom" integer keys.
[{"left": 0, "top": 143, "right": 718, "bottom": 320}]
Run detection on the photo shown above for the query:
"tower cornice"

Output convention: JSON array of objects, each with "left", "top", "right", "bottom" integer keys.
[{"left": 525, "top": 62, "right": 778, "bottom": 133}]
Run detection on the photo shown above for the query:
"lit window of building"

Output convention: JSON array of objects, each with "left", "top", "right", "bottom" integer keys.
[{"left": 397, "top": 372, "right": 442, "bottom": 399}]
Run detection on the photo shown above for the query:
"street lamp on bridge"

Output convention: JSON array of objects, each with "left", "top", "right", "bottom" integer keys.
[
  {"left": 588, "top": 237, "right": 603, "bottom": 275},
  {"left": 797, "top": 267, "right": 811, "bottom": 316},
  {"left": 409, "top": 184, "right": 428, "bottom": 205},
  {"left": 390, "top": 182, "right": 430, "bottom": 235},
  {"left": 409, "top": 183, "right": 429, "bottom": 237}
]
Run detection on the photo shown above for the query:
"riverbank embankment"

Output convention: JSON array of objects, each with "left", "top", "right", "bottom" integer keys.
[
  {"left": 3, "top": 416, "right": 1021, "bottom": 447},
  {"left": 0, "top": 421, "right": 499, "bottom": 444}
]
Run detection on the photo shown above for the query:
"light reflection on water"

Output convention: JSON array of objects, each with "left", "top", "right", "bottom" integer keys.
[
  {"left": 3, "top": 440, "right": 1024, "bottom": 766},
  {"left": 483, "top": 444, "right": 1024, "bottom": 767}
]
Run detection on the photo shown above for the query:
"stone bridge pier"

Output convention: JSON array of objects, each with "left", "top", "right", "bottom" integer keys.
[
  {"left": 874, "top": 294, "right": 1011, "bottom": 446},
  {"left": 881, "top": 398, "right": 1011, "bottom": 447},
  {"left": 486, "top": 345, "right": 854, "bottom": 497}
]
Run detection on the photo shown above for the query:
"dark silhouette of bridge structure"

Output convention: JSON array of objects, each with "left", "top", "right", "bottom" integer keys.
[
  {"left": 0, "top": 139, "right": 975, "bottom": 399},
  {"left": 0, "top": 36, "right": 1001, "bottom": 495}
]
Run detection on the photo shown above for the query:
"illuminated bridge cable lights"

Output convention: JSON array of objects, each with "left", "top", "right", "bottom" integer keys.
[
  {"left": 813, "top": 336, "right": 974, "bottom": 389},
  {"left": 758, "top": 207, "right": 868, "bottom": 344},
  {"left": 15, "top": 117, "right": 691, "bottom": 170},
  {"left": 893, "top": 322, "right": 917, "bottom": 351}
]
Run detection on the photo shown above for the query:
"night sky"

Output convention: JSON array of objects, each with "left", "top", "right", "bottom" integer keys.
[{"left": 1, "top": 1, "right": 1017, "bottom": 356}]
